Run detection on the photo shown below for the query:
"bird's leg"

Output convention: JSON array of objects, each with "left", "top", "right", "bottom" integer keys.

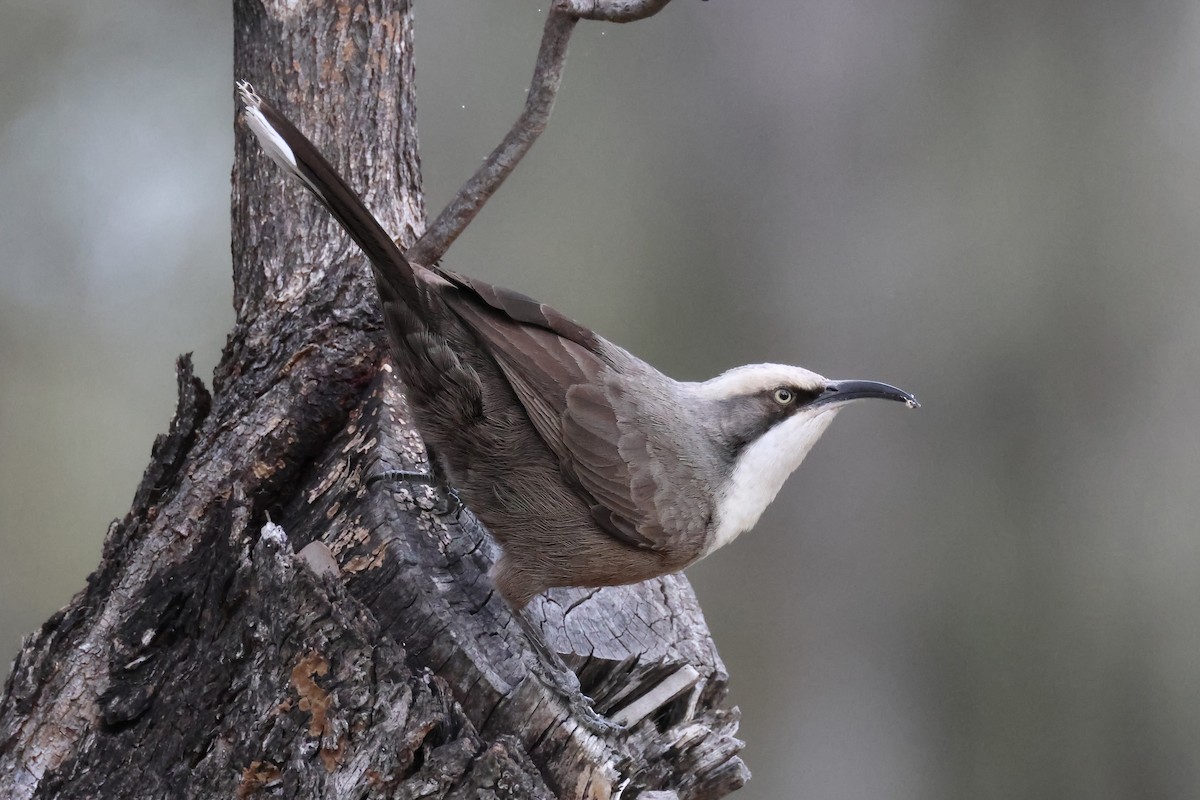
[
  {"left": 511, "top": 605, "right": 627, "bottom": 737},
  {"left": 370, "top": 465, "right": 623, "bottom": 735},
  {"left": 367, "top": 468, "right": 464, "bottom": 518}
]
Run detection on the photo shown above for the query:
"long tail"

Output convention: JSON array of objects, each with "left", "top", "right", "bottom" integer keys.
[{"left": 236, "top": 81, "right": 417, "bottom": 296}]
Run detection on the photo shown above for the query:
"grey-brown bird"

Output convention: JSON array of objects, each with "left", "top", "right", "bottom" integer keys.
[
  {"left": 237, "top": 81, "right": 917, "bottom": 609},
  {"left": 238, "top": 82, "right": 919, "bottom": 732}
]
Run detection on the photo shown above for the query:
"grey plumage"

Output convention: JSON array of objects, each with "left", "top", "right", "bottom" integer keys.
[{"left": 237, "top": 82, "right": 917, "bottom": 611}]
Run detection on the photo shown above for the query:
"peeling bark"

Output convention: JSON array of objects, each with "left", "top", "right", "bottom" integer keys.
[{"left": 0, "top": 1, "right": 748, "bottom": 798}]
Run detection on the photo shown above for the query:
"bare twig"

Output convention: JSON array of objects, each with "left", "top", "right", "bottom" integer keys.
[
  {"left": 406, "top": 9, "right": 576, "bottom": 266},
  {"left": 406, "top": 0, "right": 675, "bottom": 267},
  {"left": 560, "top": 0, "right": 673, "bottom": 23}
]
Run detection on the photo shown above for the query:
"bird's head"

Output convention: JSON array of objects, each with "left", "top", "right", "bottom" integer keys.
[{"left": 693, "top": 363, "right": 918, "bottom": 554}]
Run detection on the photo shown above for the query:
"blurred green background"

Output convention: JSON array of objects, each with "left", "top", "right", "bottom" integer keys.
[{"left": 3, "top": 1, "right": 1199, "bottom": 797}]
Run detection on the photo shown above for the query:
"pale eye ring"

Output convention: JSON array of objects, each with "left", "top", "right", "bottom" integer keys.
[{"left": 773, "top": 387, "right": 795, "bottom": 405}]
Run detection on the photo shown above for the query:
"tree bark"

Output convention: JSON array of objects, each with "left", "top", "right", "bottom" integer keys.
[{"left": 0, "top": 2, "right": 748, "bottom": 798}]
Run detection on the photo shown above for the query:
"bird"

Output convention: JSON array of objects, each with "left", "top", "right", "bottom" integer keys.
[{"left": 236, "top": 81, "right": 917, "bottom": 609}]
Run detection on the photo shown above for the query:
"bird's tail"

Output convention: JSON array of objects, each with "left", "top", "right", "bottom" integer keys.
[{"left": 236, "top": 81, "right": 417, "bottom": 299}]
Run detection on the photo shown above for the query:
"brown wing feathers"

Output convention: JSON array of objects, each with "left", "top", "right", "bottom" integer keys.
[
  {"left": 243, "top": 86, "right": 667, "bottom": 553},
  {"left": 441, "top": 271, "right": 600, "bottom": 353},
  {"left": 446, "top": 298, "right": 662, "bottom": 549}
]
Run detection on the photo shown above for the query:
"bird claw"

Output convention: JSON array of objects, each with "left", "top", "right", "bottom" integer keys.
[
  {"left": 434, "top": 486, "right": 466, "bottom": 519},
  {"left": 529, "top": 664, "right": 628, "bottom": 737},
  {"left": 513, "top": 608, "right": 627, "bottom": 737},
  {"left": 366, "top": 468, "right": 427, "bottom": 487},
  {"left": 368, "top": 469, "right": 464, "bottom": 518},
  {"left": 371, "top": 470, "right": 618, "bottom": 733}
]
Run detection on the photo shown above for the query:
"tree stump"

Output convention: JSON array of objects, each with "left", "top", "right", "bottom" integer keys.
[{"left": 0, "top": 2, "right": 748, "bottom": 797}]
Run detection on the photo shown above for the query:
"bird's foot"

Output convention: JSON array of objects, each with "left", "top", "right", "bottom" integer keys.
[
  {"left": 514, "top": 608, "right": 627, "bottom": 737},
  {"left": 367, "top": 469, "right": 465, "bottom": 518},
  {"left": 529, "top": 662, "right": 627, "bottom": 737},
  {"left": 432, "top": 486, "right": 466, "bottom": 519}
]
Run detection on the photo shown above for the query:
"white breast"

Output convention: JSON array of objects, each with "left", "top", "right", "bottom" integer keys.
[{"left": 705, "top": 408, "right": 839, "bottom": 556}]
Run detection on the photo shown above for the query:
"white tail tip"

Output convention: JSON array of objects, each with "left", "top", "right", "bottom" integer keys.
[{"left": 236, "top": 79, "right": 299, "bottom": 174}]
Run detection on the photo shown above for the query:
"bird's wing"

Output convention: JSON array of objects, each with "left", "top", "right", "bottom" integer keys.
[
  {"left": 236, "top": 84, "right": 695, "bottom": 550},
  {"left": 439, "top": 273, "right": 677, "bottom": 551}
]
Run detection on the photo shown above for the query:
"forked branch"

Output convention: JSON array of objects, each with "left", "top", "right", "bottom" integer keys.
[
  {"left": 406, "top": 0, "right": 675, "bottom": 267},
  {"left": 561, "top": 0, "right": 673, "bottom": 23}
]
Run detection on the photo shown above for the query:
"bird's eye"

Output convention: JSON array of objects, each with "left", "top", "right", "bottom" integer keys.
[{"left": 772, "top": 387, "right": 795, "bottom": 405}]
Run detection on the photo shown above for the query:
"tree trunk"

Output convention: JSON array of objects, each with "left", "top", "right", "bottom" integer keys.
[{"left": 0, "top": 2, "right": 748, "bottom": 798}]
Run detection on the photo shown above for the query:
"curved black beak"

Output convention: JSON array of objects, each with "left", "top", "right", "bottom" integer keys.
[{"left": 815, "top": 380, "right": 920, "bottom": 409}]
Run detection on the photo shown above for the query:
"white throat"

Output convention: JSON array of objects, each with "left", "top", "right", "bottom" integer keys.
[{"left": 705, "top": 408, "right": 839, "bottom": 555}]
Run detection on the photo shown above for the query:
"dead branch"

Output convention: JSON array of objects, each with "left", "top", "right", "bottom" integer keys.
[{"left": 408, "top": 0, "right": 676, "bottom": 267}]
